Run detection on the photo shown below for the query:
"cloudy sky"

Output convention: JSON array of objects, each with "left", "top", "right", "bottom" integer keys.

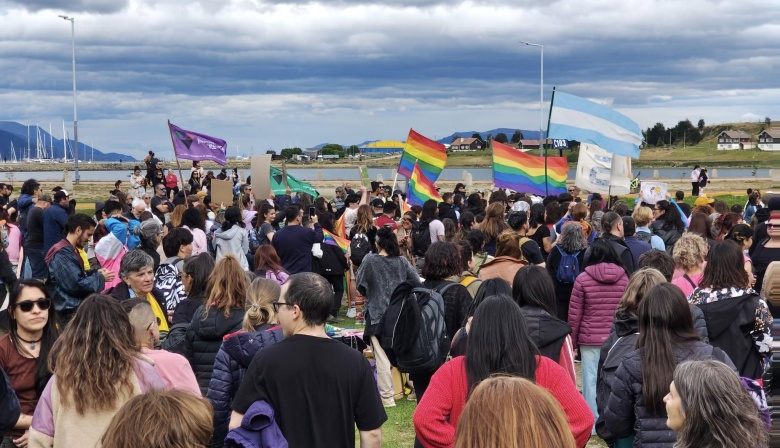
[{"left": 0, "top": 0, "right": 778, "bottom": 160}]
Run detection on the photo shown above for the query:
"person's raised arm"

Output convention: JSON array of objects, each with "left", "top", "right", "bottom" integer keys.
[
  {"left": 359, "top": 428, "right": 382, "bottom": 448},
  {"left": 359, "top": 186, "right": 368, "bottom": 206}
]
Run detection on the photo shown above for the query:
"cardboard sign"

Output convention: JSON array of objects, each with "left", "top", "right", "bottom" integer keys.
[
  {"left": 250, "top": 154, "right": 272, "bottom": 202},
  {"left": 211, "top": 179, "right": 234, "bottom": 208},
  {"left": 359, "top": 165, "right": 371, "bottom": 188},
  {"left": 640, "top": 181, "right": 668, "bottom": 204}
]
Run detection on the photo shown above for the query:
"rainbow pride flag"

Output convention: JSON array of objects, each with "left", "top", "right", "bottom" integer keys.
[
  {"left": 323, "top": 229, "right": 350, "bottom": 253},
  {"left": 407, "top": 161, "right": 442, "bottom": 207},
  {"left": 333, "top": 212, "right": 346, "bottom": 237},
  {"left": 397, "top": 129, "right": 447, "bottom": 182},
  {"left": 492, "top": 141, "right": 568, "bottom": 196}
]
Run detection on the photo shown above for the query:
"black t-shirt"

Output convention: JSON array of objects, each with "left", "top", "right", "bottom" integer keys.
[
  {"left": 520, "top": 237, "right": 545, "bottom": 264},
  {"left": 150, "top": 195, "right": 169, "bottom": 223},
  {"left": 528, "top": 225, "right": 551, "bottom": 259},
  {"left": 232, "top": 334, "right": 386, "bottom": 448},
  {"left": 25, "top": 206, "right": 45, "bottom": 248}
]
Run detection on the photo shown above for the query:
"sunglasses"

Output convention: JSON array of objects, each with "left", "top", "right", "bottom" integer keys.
[
  {"left": 272, "top": 301, "right": 296, "bottom": 312},
  {"left": 146, "top": 316, "right": 162, "bottom": 331},
  {"left": 143, "top": 196, "right": 150, "bottom": 200},
  {"left": 16, "top": 298, "right": 52, "bottom": 312}
]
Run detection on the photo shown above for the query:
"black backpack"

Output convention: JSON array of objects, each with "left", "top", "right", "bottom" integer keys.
[
  {"left": 412, "top": 220, "right": 431, "bottom": 257},
  {"left": 376, "top": 280, "right": 454, "bottom": 374},
  {"left": 349, "top": 233, "right": 371, "bottom": 266}
]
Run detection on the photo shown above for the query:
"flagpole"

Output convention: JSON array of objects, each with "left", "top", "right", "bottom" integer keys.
[
  {"left": 545, "top": 87, "right": 557, "bottom": 196},
  {"left": 281, "top": 159, "right": 290, "bottom": 191},
  {"left": 390, "top": 171, "right": 400, "bottom": 195},
  {"left": 167, "top": 119, "right": 189, "bottom": 207}
]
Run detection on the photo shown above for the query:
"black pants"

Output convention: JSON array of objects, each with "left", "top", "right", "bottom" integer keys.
[
  {"left": 692, "top": 181, "right": 699, "bottom": 196},
  {"left": 166, "top": 186, "right": 179, "bottom": 199},
  {"left": 324, "top": 274, "right": 345, "bottom": 317},
  {"left": 26, "top": 247, "right": 48, "bottom": 281}
]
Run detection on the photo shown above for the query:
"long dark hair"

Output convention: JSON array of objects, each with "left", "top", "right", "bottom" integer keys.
[
  {"left": 182, "top": 253, "right": 215, "bottom": 301},
  {"left": 463, "top": 278, "right": 512, "bottom": 326},
  {"left": 375, "top": 226, "right": 400, "bottom": 257},
  {"left": 529, "top": 203, "right": 545, "bottom": 228},
  {"left": 221, "top": 206, "right": 245, "bottom": 231},
  {"left": 465, "top": 296, "right": 538, "bottom": 393},
  {"left": 583, "top": 238, "right": 627, "bottom": 276},
  {"left": 656, "top": 200, "right": 685, "bottom": 232},
  {"left": 687, "top": 212, "right": 713, "bottom": 240},
  {"left": 700, "top": 240, "right": 749, "bottom": 289},
  {"left": 636, "top": 283, "right": 700, "bottom": 415},
  {"left": 511, "top": 265, "right": 556, "bottom": 316},
  {"left": 7, "top": 279, "right": 58, "bottom": 394}
]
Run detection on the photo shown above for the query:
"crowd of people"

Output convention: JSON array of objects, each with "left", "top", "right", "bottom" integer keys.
[{"left": 0, "top": 167, "right": 776, "bottom": 448}]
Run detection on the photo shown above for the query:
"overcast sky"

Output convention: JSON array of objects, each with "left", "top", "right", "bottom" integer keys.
[{"left": 0, "top": 0, "right": 778, "bottom": 159}]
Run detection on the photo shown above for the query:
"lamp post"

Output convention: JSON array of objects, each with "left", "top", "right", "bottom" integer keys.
[
  {"left": 59, "top": 15, "right": 79, "bottom": 185},
  {"left": 519, "top": 41, "right": 544, "bottom": 153}
]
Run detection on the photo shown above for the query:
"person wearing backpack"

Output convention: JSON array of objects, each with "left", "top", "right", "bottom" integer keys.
[
  {"left": 348, "top": 204, "right": 377, "bottom": 266},
  {"left": 546, "top": 222, "right": 587, "bottom": 322},
  {"left": 603, "top": 284, "right": 736, "bottom": 447},
  {"left": 413, "top": 296, "right": 593, "bottom": 448},
  {"left": 356, "top": 227, "right": 419, "bottom": 407},
  {"left": 451, "top": 241, "right": 481, "bottom": 298}
]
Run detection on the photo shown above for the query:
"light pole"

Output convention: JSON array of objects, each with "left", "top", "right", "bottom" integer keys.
[
  {"left": 519, "top": 41, "right": 544, "bottom": 152},
  {"left": 59, "top": 15, "right": 79, "bottom": 185}
]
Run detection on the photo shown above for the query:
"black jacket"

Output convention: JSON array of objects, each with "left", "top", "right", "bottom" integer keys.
[
  {"left": 650, "top": 220, "right": 682, "bottom": 253},
  {"left": 546, "top": 247, "right": 586, "bottom": 322},
  {"left": 438, "top": 203, "right": 458, "bottom": 223},
  {"left": 183, "top": 305, "right": 245, "bottom": 395},
  {"left": 585, "top": 234, "right": 634, "bottom": 275},
  {"left": 313, "top": 242, "right": 348, "bottom": 277},
  {"left": 603, "top": 343, "right": 734, "bottom": 447},
  {"left": 520, "top": 305, "right": 571, "bottom": 363},
  {"left": 1, "top": 367, "right": 20, "bottom": 433},
  {"left": 697, "top": 293, "right": 764, "bottom": 379}
]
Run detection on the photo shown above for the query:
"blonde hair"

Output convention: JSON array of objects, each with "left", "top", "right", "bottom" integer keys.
[
  {"left": 242, "top": 278, "right": 280, "bottom": 331},
  {"left": 632, "top": 206, "right": 653, "bottom": 227},
  {"left": 495, "top": 231, "right": 523, "bottom": 259},
  {"left": 455, "top": 376, "right": 575, "bottom": 448},
  {"left": 672, "top": 233, "right": 708, "bottom": 272},
  {"left": 616, "top": 268, "right": 666, "bottom": 314},
  {"left": 100, "top": 389, "right": 213, "bottom": 448},
  {"left": 169, "top": 205, "right": 187, "bottom": 228},
  {"left": 355, "top": 204, "right": 374, "bottom": 233},
  {"left": 205, "top": 255, "right": 248, "bottom": 318}
]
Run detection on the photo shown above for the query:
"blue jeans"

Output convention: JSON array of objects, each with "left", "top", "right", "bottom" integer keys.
[{"left": 581, "top": 345, "right": 600, "bottom": 433}]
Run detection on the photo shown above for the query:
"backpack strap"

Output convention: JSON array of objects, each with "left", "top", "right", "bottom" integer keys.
[
  {"left": 460, "top": 276, "right": 478, "bottom": 288},
  {"left": 435, "top": 281, "right": 458, "bottom": 296},
  {"left": 683, "top": 274, "right": 698, "bottom": 289}
]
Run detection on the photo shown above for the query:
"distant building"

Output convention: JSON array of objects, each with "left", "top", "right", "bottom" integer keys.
[
  {"left": 757, "top": 128, "right": 780, "bottom": 151},
  {"left": 517, "top": 139, "right": 553, "bottom": 151},
  {"left": 716, "top": 130, "right": 755, "bottom": 150},
  {"left": 360, "top": 140, "right": 405, "bottom": 154},
  {"left": 449, "top": 137, "right": 483, "bottom": 151}
]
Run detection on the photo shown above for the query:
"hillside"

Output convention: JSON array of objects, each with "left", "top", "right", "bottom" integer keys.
[{"left": 0, "top": 121, "right": 136, "bottom": 162}]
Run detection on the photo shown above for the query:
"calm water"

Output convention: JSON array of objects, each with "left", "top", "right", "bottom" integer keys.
[{"left": 2, "top": 167, "right": 774, "bottom": 182}]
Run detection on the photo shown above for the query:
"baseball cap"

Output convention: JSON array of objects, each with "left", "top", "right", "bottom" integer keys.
[
  {"left": 371, "top": 198, "right": 384, "bottom": 208},
  {"left": 53, "top": 190, "right": 69, "bottom": 202},
  {"left": 693, "top": 196, "right": 715, "bottom": 207}
]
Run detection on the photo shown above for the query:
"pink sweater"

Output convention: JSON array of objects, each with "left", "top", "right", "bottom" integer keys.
[{"left": 413, "top": 356, "right": 593, "bottom": 448}]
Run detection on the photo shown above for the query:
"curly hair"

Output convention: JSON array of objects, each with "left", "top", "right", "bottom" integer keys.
[
  {"left": 557, "top": 221, "right": 588, "bottom": 253},
  {"left": 672, "top": 233, "right": 708, "bottom": 272},
  {"left": 48, "top": 294, "right": 138, "bottom": 415},
  {"left": 422, "top": 241, "right": 462, "bottom": 280}
]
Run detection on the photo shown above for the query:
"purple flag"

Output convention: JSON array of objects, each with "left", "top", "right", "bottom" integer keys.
[{"left": 168, "top": 122, "right": 227, "bottom": 166}]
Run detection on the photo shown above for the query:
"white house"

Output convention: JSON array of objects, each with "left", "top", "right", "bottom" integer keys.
[
  {"left": 716, "top": 130, "right": 755, "bottom": 150},
  {"left": 757, "top": 129, "right": 780, "bottom": 151}
]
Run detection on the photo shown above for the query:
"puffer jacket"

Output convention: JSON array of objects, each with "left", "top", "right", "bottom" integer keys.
[
  {"left": 183, "top": 305, "right": 245, "bottom": 395},
  {"left": 213, "top": 225, "right": 249, "bottom": 270},
  {"left": 568, "top": 263, "right": 629, "bottom": 346},
  {"left": 603, "top": 343, "right": 735, "bottom": 447},
  {"left": 207, "top": 324, "right": 284, "bottom": 448},
  {"left": 521, "top": 305, "right": 571, "bottom": 363}
]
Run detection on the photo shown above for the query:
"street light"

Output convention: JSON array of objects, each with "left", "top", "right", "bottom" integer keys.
[
  {"left": 59, "top": 15, "right": 79, "bottom": 184},
  {"left": 519, "top": 40, "right": 544, "bottom": 153}
]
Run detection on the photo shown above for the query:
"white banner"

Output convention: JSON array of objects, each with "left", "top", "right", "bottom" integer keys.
[{"left": 574, "top": 143, "right": 633, "bottom": 195}]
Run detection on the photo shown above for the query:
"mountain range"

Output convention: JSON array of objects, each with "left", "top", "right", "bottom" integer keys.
[{"left": 0, "top": 121, "right": 136, "bottom": 162}]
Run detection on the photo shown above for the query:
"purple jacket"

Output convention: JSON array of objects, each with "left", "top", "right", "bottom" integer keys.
[
  {"left": 568, "top": 263, "right": 629, "bottom": 346},
  {"left": 225, "top": 400, "right": 288, "bottom": 448}
]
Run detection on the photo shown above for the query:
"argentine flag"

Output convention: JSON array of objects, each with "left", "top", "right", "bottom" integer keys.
[{"left": 548, "top": 91, "right": 643, "bottom": 159}]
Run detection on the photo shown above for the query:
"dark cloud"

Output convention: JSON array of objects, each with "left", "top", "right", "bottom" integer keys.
[{"left": 2, "top": 0, "right": 128, "bottom": 13}]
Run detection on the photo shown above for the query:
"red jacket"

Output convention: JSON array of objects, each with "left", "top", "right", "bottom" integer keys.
[
  {"left": 412, "top": 356, "right": 593, "bottom": 448},
  {"left": 568, "top": 263, "right": 629, "bottom": 346}
]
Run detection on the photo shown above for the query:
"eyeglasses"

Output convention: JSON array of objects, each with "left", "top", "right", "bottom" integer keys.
[
  {"left": 16, "top": 298, "right": 52, "bottom": 312},
  {"left": 146, "top": 316, "right": 162, "bottom": 331},
  {"left": 176, "top": 272, "right": 190, "bottom": 281},
  {"left": 271, "top": 301, "right": 296, "bottom": 312}
]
